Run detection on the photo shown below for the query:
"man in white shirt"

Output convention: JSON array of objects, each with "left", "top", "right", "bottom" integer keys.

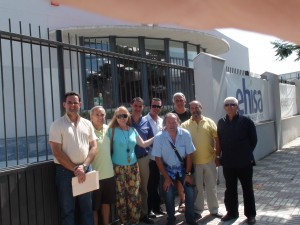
[
  {"left": 144, "top": 98, "right": 165, "bottom": 217},
  {"left": 49, "top": 91, "right": 97, "bottom": 225}
]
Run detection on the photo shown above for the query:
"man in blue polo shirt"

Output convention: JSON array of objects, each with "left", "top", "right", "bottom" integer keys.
[
  {"left": 131, "top": 97, "right": 154, "bottom": 224},
  {"left": 152, "top": 113, "right": 197, "bottom": 225}
]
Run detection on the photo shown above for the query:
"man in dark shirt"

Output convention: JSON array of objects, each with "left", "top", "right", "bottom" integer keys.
[
  {"left": 216, "top": 97, "right": 257, "bottom": 225},
  {"left": 131, "top": 97, "right": 155, "bottom": 224},
  {"left": 171, "top": 92, "right": 191, "bottom": 122},
  {"left": 171, "top": 92, "right": 191, "bottom": 212}
]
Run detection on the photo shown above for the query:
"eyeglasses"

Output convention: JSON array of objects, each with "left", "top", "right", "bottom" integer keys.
[
  {"left": 116, "top": 114, "right": 128, "bottom": 119},
  {"left": 224, "top": 103, "right": 237, "bottom": 107},
  {"left": 151, "top": 105, "right": 162, "bottom": 109}
]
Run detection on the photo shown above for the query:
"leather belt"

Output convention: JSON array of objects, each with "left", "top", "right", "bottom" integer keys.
[{"left": 137, "top": 153, "right": 148, "bottom": 159}]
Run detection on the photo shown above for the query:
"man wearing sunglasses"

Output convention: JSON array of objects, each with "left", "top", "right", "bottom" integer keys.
[
  {"left": 216, "top": 97, "right": 257, "bottom": 225},
  {"left": 144, "top": 98, "right": 166, "bottom": 218},
  {"left": 130, "top": 97, "right": 155, "bottom": 224}
]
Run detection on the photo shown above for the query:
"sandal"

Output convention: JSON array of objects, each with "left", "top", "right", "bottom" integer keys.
[{"left": 178, "top": 200, "right": 185, "bottom": 213}]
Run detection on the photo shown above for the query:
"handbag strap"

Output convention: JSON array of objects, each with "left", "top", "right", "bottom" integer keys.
[
  {"left": 110, "top": 127, "right": 115, "bottom": 155},
  {"left": 168, "top": 141, "right": 184, "bottom": 163}
]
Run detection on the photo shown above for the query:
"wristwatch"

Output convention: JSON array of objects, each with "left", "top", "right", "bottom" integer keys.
[
  {"left": 82, "top": 164, "right": 88, "bottom": 172},
  {"left": 185, "top": 171, "right": 192, "bottom": 176}
]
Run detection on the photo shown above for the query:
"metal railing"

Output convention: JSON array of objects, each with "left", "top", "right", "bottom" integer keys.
[{"left": 0, "top": 22, "right": 195, "bottom": 169}]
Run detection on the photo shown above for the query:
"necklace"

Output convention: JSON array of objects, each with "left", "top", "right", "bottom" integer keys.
[{"left": 121, "top": 126, "right": 131, "bottom": 163}]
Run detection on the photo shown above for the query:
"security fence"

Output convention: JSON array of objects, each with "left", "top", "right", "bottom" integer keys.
[{"left": 0, "top": 23, "right": 194, "bottom": 169}]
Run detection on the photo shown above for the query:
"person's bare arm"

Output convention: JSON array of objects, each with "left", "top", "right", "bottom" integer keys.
[
  {"left": 184, "top": 153, "right": 193, "bottom": 185},
  {"left": 136, "top": 135, "right": 154, "bottom": 148},
  {"left": 75, "top": 139, "right": 98, "bottom": 183},
  {"left": 83, "top": 139, "right": 98, "bottom": 166}
]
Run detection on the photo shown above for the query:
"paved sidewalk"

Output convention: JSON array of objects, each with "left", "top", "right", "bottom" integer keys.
[{"left": 145, "top": 137, "right": 300, "bottom": 225}]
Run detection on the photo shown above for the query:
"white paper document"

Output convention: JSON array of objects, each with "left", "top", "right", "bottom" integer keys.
[{"left": 72, "top": 170, "right": 99, "bottom": 196}]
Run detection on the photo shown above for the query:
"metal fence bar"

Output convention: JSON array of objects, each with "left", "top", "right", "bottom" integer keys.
[
  {"left": 47, "top": 28, "right": 54, "bottom": 160},
  {"left": 19, "top": 21, "right": 30, "bottom": 163},
  {"left": 9, "top": 19, "right": 20, "bottom": 166},
  {"left": 29, "top": 23, "right": 39, "bottom": 163},
  {"left": 0, "top": 32, "right": 8, "bottom": 167},
  {"left": 39, "top": 26, "right": 48, "bottom": 161},
  {"left": 67, "top": 33, "right": 74, "bottom": 91}
]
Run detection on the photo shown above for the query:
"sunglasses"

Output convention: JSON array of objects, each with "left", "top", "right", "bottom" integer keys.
[
  {"left": 151, "top": 105, "right": 162, "bottom": 109},
  {"left": 224, "top": 103, "right": 237, "bottom": 107},
  {"left": 116, "top": 114, "right": 128, "bottom": 119}
]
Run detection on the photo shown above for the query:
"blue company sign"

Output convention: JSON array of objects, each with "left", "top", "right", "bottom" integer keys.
[{"left": 236, "top": 78, "right": 263, "bottom": 115}]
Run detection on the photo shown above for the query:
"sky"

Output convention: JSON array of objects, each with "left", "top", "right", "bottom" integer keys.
[{"left": 218, "top": 28, "right": 300, "bottom": 75}]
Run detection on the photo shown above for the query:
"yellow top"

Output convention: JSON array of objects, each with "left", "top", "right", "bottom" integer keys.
[{"left": 181, "top": 116, "right": 217, "bottom": 164}]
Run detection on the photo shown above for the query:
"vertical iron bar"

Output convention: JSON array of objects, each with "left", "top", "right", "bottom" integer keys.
[
  {"left": 88, "top": 38, "right": 95, "bottom": 103},
  {"left": 19, "top": 21, "right": 29, "bottom": 163},
  {"left": 95, "top": 38, "right": 100, "bottom": 100},
  {"left": 9, "top": 19, "right": 19, "bottom": 165},
  {"left": 29, "top": 23, "right": 39, "bottom": 162},
  {"left": 75, "top": 35, "right": 81, "bottom": 102},
  {"left": 125, "top": 47, "right": 132, "bottom": 102},
  {"left": 47, "top": 28, "right": 54, "bottom": 159},
  {"left": 138, "top": 37, "right": 149, "bottom": 104},
  {"left": 56, "top": 30, "right": 66, "bottom": 115},
  {"left": 39, "top": 26, "right": 48, "bottom": 161},
  {"left": 0, "top": 27, "right": 8, "bottom": 167},
  {"left": 68, "top": 33, "right": 74, "bottom": 91},
  {"left": 79, "top": 37, "right": 88, "bottom": 109},
  {"left": 109, "top": 36, "right": 119, "bottom": 107},
  {"left": 164, "top": 38, "right": 172, "bottom": 106},
  {"left": 183, "top": 41, "right": 188, "bottom": 67},
  {"left": 47, "top": 29, "right": 54, "bottom": 122},
  {"left": 147, "top": 63, "right": 153, "bottom": 100}
]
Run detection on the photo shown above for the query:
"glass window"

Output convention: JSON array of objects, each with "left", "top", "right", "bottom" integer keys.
[
  {"left": 84, "top": 37, "right": 110, "bottom": 51},
  {"left": 116, "top": 37, "right": 139, "bottom": 56},
  {"left": 169, "top": 41, "right": 184, "bottom": 66},
  {"left": 145, "top": 38, "right": 165, "bottom": 62},
  {"left": 187, "top": 44, "right": 198, "bottom": 68},
  {"left": 83, "top": 38, "right": 112, "bottom": 108}
]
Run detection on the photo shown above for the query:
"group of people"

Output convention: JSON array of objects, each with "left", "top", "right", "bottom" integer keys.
[{"left": 49, "top": 91, "right": 258, "bottom": 225}]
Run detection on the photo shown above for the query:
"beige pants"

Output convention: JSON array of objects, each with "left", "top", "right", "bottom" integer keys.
[
  {"left": 137, "top": 155, "right": 150, "bottom": 217},
  {"left": 193, "top": 161, "right": 219, "bottom": 214}
]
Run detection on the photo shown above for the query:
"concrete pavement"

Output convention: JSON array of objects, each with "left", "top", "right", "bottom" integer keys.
[{"left": 144, "top": 137, "right": 300, "bottom": 225}]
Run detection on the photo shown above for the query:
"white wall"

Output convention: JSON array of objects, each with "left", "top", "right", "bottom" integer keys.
[{"left": 209, "top": 30, "right": 250, "bottom": 72}]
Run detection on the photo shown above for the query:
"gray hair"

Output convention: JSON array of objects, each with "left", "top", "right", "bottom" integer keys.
[
  {"left": 90, "top": 106, "right": 106, "bottom": 115},
  {"left": 224, "top": 97, "right": 238, "bottom": 105},
  {"left": 172, "top": 92, "right": 186, "bottom": 103}
]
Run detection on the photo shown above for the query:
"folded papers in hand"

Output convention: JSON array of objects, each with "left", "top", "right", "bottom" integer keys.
[{"left": 72, "top": 170, "right": 99, "bottom": 196}]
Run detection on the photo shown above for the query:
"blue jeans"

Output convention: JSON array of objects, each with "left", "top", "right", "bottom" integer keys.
[
  {"left": 163, "top": 174, "right": 195, "bottom": 224},
  {"left": 55, "top": 164, "right": 93, "bottom": 225}
]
